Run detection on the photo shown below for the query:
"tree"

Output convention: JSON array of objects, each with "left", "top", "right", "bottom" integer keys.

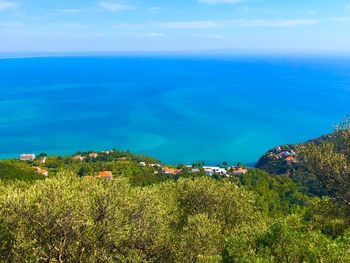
[
  {"left": 334, "top": 116, "right": 350, "bottom": 158},
  {"left": 37, "top": 152, "right": 48, "bottom": 158},
  {"left": 300, "top": 142, "right": 350, "bottom": 206},
  {"left": 192, "top": 161, "right": 205, "bottom": 168},
  {"left": 176, "top": 214, "right": 222, "bottom": 262},
  {"left": 299, "top": 117, "right": 350, "bottom": 207}
]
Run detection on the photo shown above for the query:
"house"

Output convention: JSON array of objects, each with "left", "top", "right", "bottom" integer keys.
[
  {"left": 33, "top": 166, "right": 49, "bottom": 176},
  {"left": 184, "top": 165, "right": 199, "bottom": 173},
  {"left": 274, "top": 146, "right": 282, "bottom": 152},
  {"left": 20, "top": 154, "right": 36, "bottom": 161},
  {"left": 89, "top": 152, "right": 98, "bottom": 158},
  {"left": 276, "top": 151, "right": 291, "bottom": 159},
  {"left": 285, "top": 156, "right": 296, "bottom": 163},
  {"left": 149, "top": 164, "right": 161, "bottom": 168},
  {"left": 232, "top": 167, "right": 248, "bottom": 175},
  {"left": 162, "top": 166, "right": 182, "bottom": 175},
  {"left": 203, "top": 167, "right": 215, "bottom": 175},
  {"left": 73, "top": 155, "right": 85, "bottom": 162},
  {"left": 98, "top": 171, "right": 113, "bottom": 180},
  {"left": 139, "top": 162, "right": 146, "bottom": 166},
  {"left": 203, "top": 166, "right": 227, "bottom": 176}
]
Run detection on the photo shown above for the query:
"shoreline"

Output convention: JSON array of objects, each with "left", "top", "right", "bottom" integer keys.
[{"left": 0, "top": 150, "right": 257, "bottom": 168}]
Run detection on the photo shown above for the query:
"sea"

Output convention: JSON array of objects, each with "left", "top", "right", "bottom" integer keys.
[{"left": 0, "top": 54, "right": 349, "bottom": 165}]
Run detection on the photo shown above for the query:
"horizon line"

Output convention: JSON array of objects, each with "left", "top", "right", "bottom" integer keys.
[{"left": 1, "top": 49, "right": 350, "bottom": 58}]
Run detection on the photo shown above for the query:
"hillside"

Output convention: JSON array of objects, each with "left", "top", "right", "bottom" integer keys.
[{"left": 255, "top": 134, "right": 334, "bottom": 175}]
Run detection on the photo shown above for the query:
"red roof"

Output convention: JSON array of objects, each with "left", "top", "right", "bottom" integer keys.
[
  {"left": 232, "top": 168, "right": 248, "bottom": 174},
  {"left": 98, "top": 171, "right": 113, "bottom": 178},
  {"left": 285, "top": 156, "right": 295, "bottom": 162},
  {"left": 162, "top": 167, "right": 182, "bottom": 175},
  {"left": 33, "top": 166, "right": 48, "bottom": 175}
]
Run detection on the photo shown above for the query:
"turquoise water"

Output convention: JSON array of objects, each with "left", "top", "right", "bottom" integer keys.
[{"left": 0, "top": 55, "right": 349, "bottom": 165}]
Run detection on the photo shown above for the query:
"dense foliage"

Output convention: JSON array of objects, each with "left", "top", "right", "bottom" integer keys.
[
  {"left": 238, "top": 169, "right": 307, "bottom": 215},
  {"left": 1, "top": 175, "right": 350, "bottom": 262},
  {"left": 0, "top": 160, "right": 43, "bottom": 182},
  {"left": 300, "top": 117, "right": 350, "bottom": 205}
]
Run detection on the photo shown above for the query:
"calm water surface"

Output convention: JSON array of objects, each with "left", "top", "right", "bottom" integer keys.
[{"left": 0, "top": 55, "right": 349, "bottom": 165}]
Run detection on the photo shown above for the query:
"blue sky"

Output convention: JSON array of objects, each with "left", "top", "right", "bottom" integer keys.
[{"left": 1, "top": 0, "right": 350, "bottom": 53}]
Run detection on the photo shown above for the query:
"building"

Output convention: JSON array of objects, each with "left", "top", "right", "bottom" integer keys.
[
  {"left": 73, "top": 155, "right": 85, "bottom": 162},
  {"left": 89, "top": 152, "right": 98, "bottom": 158},
  {"left": 98, "top": 171, "right": 113, "bottom": 180},
  {"left": 274, "top": 146, "right": 282, "bottom": 152},
  {"left": 139, "top": 162, "right": 146, "bottom": 166},
  {"left": 33, "top": 167, "right": 49, "bottom": 176},
  {"left": 149, "top": 164, "right": 161, "bottom": 168},
  {"left": 285, "top": 156, "right": 296, "bottom": 163},
  {"left": 232, "top": 167, "right": 248, "bottom": 175},
  {"left": 203, "top": 166, "right": 227, "bottom": 176},
  {"left": 20, "top": 154, "right": 36, "bottom": 161},
  {"left": 162, "top": 166, "right": 182, "bottom": 175}
]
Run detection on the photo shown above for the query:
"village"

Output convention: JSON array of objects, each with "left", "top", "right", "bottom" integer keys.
[
  {"left": 268, "top": 146, "right": 298, "bottom": 164},
  {"left": 19, "top": 151, "right": 249, "bottom": 180}
]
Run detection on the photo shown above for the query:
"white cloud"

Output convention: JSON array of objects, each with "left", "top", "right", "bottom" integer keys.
[
  {"left": 145, "top": 32, "right": 163, "bottom": 37},
  {"left": 194, "top": 33, "right": 225, "bottom": 39},
  {"left": 156, "top": 19, "right": 319, "bottom": 29},
  {"left": 198, "top": 0, "right": 243, "bottom": 4},
  {"left": 57, "top": 9, "right": 81, "bottom": 15},
  {"left": 0, "top": 21, "right": 21, "bottom": 27},
  {"left": 126, "top": 32, "right": 163, "bottom": 38},
  {"left": 99, "top": 2, "right": 134, "bottom": 12},
  {"left": 306, "top": 9, "right": 318, "bottom": 16},
  {"left": 159, "top": 20, "right": 223, "bottom": 29},
  {"left": 52, "top": 23, "right": 89, "bottom": 29},
  {"left": 332, "top": 17, "right": 350, "bottom": 22},
  {"left": 227, "top": 19, "right": 320, "bottom": 27},
  {"left": 0, "top": 1, "right": 17, "bottom": 11},
  {"left": 114, "top": 23, "right": 144, "bottom": 29},
  {"left": 149, "top": 6, "right": 162, "bottom": 11}
]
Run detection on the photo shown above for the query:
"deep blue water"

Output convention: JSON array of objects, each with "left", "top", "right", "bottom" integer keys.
[{"left": 0, "top": 55, "right": 349, "bottom": 165}]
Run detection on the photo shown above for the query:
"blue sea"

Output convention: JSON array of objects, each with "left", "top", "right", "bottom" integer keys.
[{"left": 0, "top": 54, "right": 350, "bottom": 165}]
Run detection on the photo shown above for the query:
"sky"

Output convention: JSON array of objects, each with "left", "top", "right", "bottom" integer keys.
[{"left": 0, "top": 0, "right": 350, "bottom": 53}]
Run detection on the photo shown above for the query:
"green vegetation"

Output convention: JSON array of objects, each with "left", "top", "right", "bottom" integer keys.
[
  {"left": 1, "top": 175, "right": 350, "bottom": 262},
  {"left": 238, "top": 169, "right": 307, "bottom": 215},
  {"left": 0, "top": 160, "right": 43, "bottom": 182},
  {"left": 1, "top": 118, "right": 350, "bottom": 262},
  {"left": 300, "top": 117, "right": 350, "bottom": 205}
]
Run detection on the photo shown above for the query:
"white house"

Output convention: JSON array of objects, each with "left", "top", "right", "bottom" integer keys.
[
  {"left": 203, "top": 166, "right": 227, "bottom": 176},
  {"left": 149, "top": 164, "right": 161, "bottom": 168},
  {"left": 20, "top": 154, "right": 36, "bottom": 161}
]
